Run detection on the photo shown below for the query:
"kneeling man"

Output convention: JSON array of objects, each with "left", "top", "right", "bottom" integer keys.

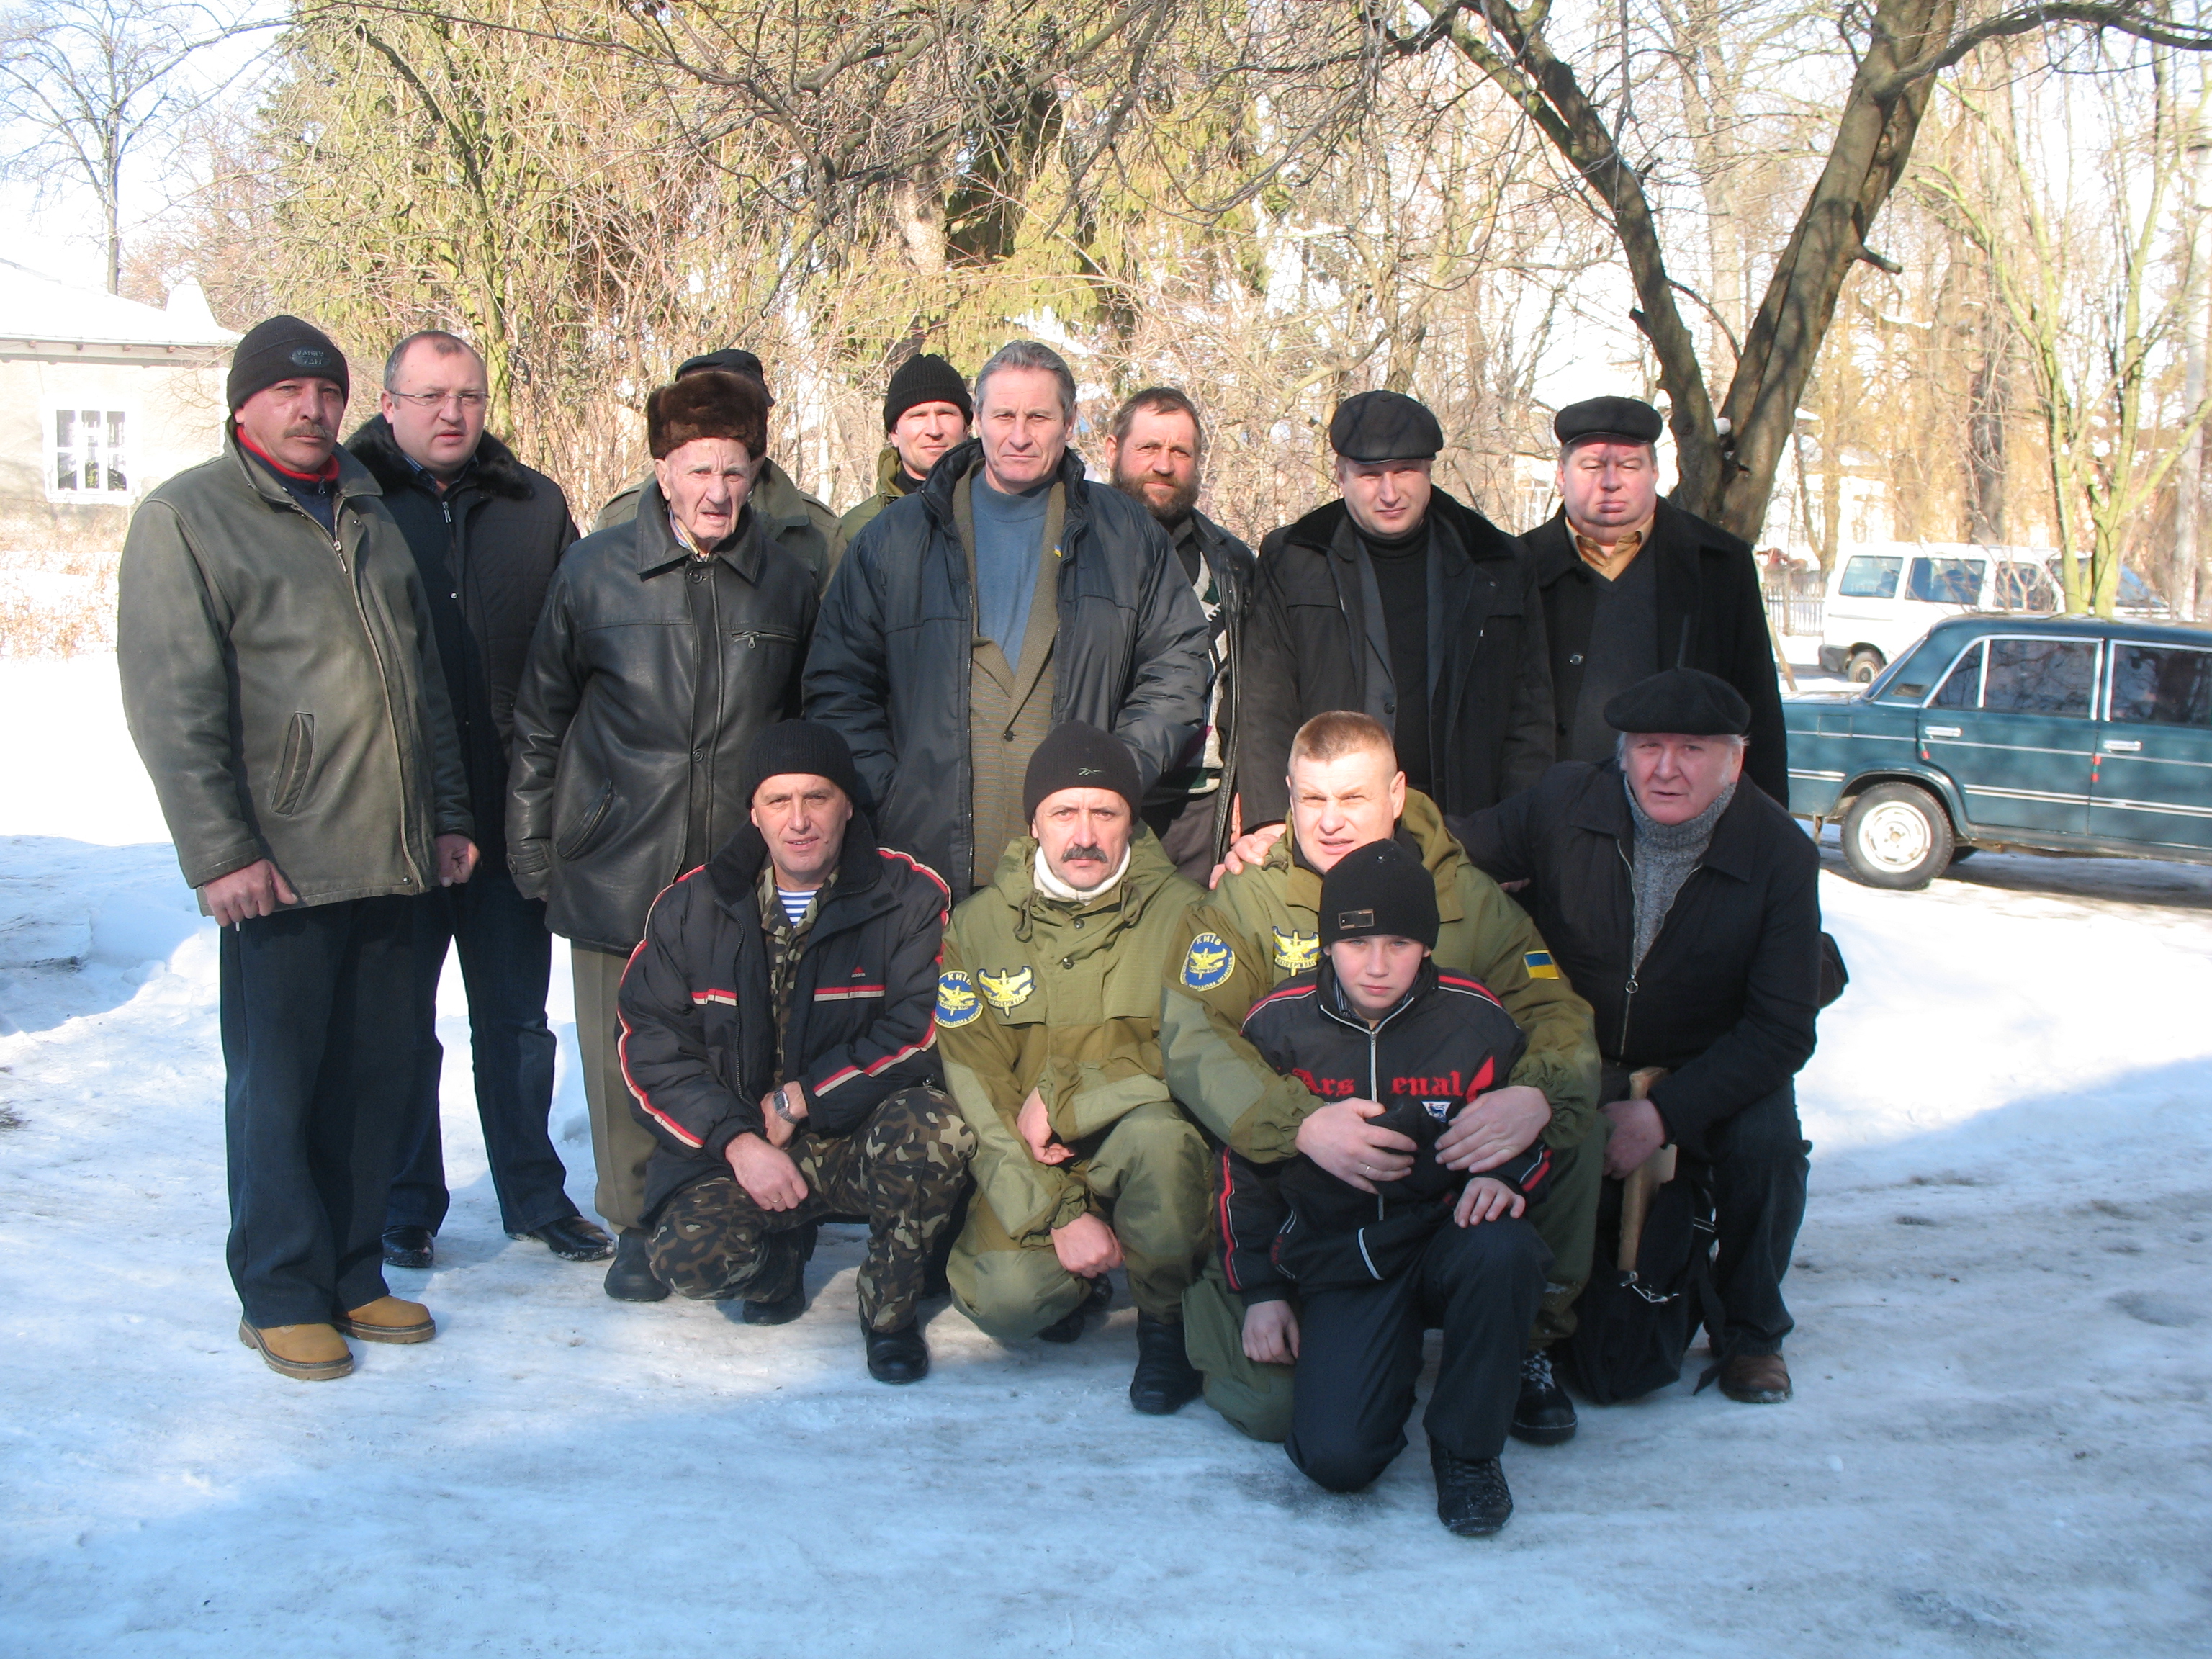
[
  {"left": 616, "top": 721, "right": 973, "bottom": 1382},
  {"left": 938, "top": 723, "right": 1211, "bottom": 1413},
  {"left": 1226, "top": 842, "right": 1551, "bottom": 1534},
  {"left": 1458, "top": 669, "right": 1820, "bottom": 1402}
]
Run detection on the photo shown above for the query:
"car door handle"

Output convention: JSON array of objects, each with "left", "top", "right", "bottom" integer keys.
[
  {"left": 2104, "top": 739, "right": 2142, "bottom": 752},
  {"left": 1925, "top": 726, "right": 1961, "bottom": 738}
]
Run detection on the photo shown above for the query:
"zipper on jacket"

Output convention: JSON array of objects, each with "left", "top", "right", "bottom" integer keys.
[{"left": 1615, "top": 837, "right": 1703, "bottom": 1057}]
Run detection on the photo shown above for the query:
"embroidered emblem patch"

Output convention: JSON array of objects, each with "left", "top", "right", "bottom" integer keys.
[
  {"left": 1523, "top": 950, "right": 1560, "bottom": 981},
  {"left": 936, "top": 971, "right": 981, "bottom": 1026},
  {"left": 978, "top": 966, "right": 1036, "bottom": 1012},
  {"left": 1271, "top": 927, "right": 1320, "bottom": 974},
  {"left": 1181, "top": 932, "right": 1236, "bottom": 989}
]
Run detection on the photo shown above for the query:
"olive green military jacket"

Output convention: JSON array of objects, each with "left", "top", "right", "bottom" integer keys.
[
  {"left": 593, "top": 457, "right": 840, "bottom": 593},
  {"left": 830, "top": 447, "right": 917, "bottom": 563},
  {"left": 938, "top": 828, "right": 1205, "bottom": 1243},
  {"left": 1159, "top": 790, "right": 1600, "bottom": 1163}
]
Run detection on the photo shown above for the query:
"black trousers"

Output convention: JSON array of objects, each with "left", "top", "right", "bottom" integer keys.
[
  {"left": 385, "top": 867, "right": 576, "bottom": 1236},
  {"left": 1686, "top": 1083, "right": 1810, "bottom": 1357},
  {"left": 220, "top": 896, "right": 421, "bottom": 1327},
  {"left": 1141, "top": 791, "right": 1224, "bottom": 885},
  {"left": 1285, "top": 1215, "right": 1549, "bottom": 1493}
]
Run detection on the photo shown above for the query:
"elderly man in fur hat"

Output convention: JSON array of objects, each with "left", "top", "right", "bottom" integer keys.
[{"left": 508, "top": 369, "right": 819, "bottom": 1301}]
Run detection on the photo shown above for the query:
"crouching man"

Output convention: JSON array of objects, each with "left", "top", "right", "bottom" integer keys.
[
  {"left": 616, "top": 721, "right": 973, "bottom": 1383},
  {"left": 1457, "top": 669, "right": 1820, "bottom": 1403},
  {"left": 938, "top": 724, "right": 1212, "bottom": 1413},
  {"left": 1227, "top": 842, "right": 1551, "bottom": 1535}
]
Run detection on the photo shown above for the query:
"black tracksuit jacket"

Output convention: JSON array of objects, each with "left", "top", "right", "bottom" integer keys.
[
  {"left": 1220, "top": 960, "right": 1548, "bottom": 1301},
  {"left": 614, "top": 811, "right": 949, "bottom": 1222}
]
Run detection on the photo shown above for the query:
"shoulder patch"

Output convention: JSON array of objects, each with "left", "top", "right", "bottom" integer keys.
[
  {"left": 1182, "top": 931, "right": 1236, "bottom": 989},
  {"left": 936, "top": 971, "right": 981, "bottom": 1026},
  {"left": 1523, "top": 950, "right": 1560, "bottom": 980},
  {"left": 1271, "top": 927, "right": 1319, "bottom": 974},
  {"left": 977, "top": 966, "right": 1036, "bottom": 1012}
]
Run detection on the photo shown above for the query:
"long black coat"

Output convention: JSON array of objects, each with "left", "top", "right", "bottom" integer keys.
[
  {"left": 506, "top": 486, "right": 817, "bottom": 951},
  {"left": 1454, "top": 761, "right": 1820, "bottom": 1161},
  {"left": 344, "top": 417, "right": 577, "bottom": 865},
  {"left": 1236, "top": 491, "right": 1555, "bottom": 826},
  {"left": 1176, "top": 508, "right": 1258, "bottom": 861},
  {"left": 1525, "top": 499, "right": 1787, "bottom": 804},
  {"left": 801, "top": 440, "right": 1210, "bottom": 899},
  {"left": 615, "top": 811, "right": 949, "bottom": 1222}
]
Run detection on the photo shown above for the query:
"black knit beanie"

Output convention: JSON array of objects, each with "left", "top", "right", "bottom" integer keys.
[
  {"left": 1022, "top": 722, "right": 1143, "bottom": 824},
  {"left": 884, "top": 353, "right": 973, "bottom": 431},
  {"left": 741, "top": 720, "right": 865, "bottom": 811},
  {"left": 227, "top": 315, "right": 349, "bottom": 411},
  {"left": 1319, "top": 840, "right": 1439, "bottom": 949}
]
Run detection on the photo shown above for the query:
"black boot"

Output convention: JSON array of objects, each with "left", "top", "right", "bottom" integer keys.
[
  {"left": 863, "top": 1320, "right": 930, "bottom": 1384},
  {"left": 1037, "top": 1275, "right": 1110, "bottom": 1344},
  {"left": 382, "top": 1225, "right": 433, "bottom": 1270},
  {"left": 603, "top": 1228, "right": 668, "bottom": 1302},
  {"left": 1128, "top": 1313, "right": 1202, "bottom": 1416},
  {"left": 511, "top": 1216, "right": 614, "bottom": 1262},
  {"left": 742, "top": 1289, "right": 806, "bottom": 1325},
  {"left": 1431, "top": 1444, "right": 1513, "bottom": 1537},
  {"left": 1510, "top": 1348, "right": 1577, "bottom": 1444}
]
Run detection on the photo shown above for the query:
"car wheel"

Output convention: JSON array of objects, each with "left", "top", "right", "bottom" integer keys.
[
  {"left": 1841, "top": 783, "right": 1954, "bottom": 890},
  {"left": 1846, "top": 648, "right": 1885, "bottom": 684}
]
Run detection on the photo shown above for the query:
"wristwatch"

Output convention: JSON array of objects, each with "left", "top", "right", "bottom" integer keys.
[{"left": 773, "top": 1085, "right": 802, "bottom": 1124}]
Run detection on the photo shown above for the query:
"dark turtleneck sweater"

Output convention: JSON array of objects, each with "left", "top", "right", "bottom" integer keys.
[{"left": 1359, "top": 517, "right": 1431, "bottom": 793}]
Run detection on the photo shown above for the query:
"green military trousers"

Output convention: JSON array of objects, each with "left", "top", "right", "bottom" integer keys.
[{"left": 949, "top": 1100, "right": 1210, "bottom": 1340}]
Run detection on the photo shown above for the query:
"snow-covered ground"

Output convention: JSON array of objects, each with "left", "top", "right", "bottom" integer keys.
[{"left": 1, "top": 654, "right": 2207, "bottom": 1657}]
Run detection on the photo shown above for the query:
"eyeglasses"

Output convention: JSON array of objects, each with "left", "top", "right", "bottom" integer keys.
[{"left": 390, "top": 390, "right": 488, "bottom": 410}]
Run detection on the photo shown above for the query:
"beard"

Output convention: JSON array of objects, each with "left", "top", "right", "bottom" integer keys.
[{"left": 1112, "top": 466, "right": 1199, "bottom": 526}]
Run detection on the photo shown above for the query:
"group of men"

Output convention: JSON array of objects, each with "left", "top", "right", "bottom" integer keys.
[{"left": 117, "top": 312, "right": 1820, "bottom": 1538}]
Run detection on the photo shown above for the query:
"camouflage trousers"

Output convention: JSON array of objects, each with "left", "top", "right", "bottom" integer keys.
[{"left": 647, "top": 1086, "right": 975, "bottom": 1332}]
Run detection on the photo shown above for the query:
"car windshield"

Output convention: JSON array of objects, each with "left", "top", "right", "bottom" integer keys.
[
  {"left": 1907, "top": 557, "right": 1984, "bottom": 605},
  {"left": 1871, "top": 634, "right": 1959, "bottom": 703}
]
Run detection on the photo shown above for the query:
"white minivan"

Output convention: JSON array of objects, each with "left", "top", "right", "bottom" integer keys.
[{"left": 1818, "top": 543, "right": 2059, "bottom": 682}]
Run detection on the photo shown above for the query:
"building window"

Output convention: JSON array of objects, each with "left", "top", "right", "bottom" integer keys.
[{"left": 49, "top": 408, "right": 131, "bottom": 500}]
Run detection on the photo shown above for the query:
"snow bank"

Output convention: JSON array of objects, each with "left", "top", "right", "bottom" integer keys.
[{"left": 0, "top": 657, "right": 2205, "bottom": 1657}]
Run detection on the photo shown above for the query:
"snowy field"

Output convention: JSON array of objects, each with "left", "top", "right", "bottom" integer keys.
[{"left": 1, "top": 652, "right": 2207, "bottom": 1657}]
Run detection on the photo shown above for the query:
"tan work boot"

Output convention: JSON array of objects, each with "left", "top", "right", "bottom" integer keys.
[
  {"left": 1718, "top": 1350, "right": 1793, "bottom": 1403},
  {"left": 336, "top": 1295, "right": 436, "bottom": 1344},
  {"left": 239, "top": 1319, "right": 354, "bottom": 1381}
]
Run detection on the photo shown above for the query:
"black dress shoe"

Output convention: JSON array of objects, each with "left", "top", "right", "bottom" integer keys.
[
  {"left": 1036, "top": 1276, "right": 1110, "bottom": 1343},
  {"left": 742, "top": 1289, "right": 806, "bottom": 1325},
  {"left": 1510, "top": 1348, "right": 1578, "bottom": 1444},
  {"left": 1128, "top": 1313, "right": 1203, "bottom": 1415},
  {"left": 603, "top": 1228, "right": 669, "bottom": 1302},
  {"left": 382, "top": 1225, "right": 433, "bottom": 1270},
  {"left": 1431, "top": 1444, "right": 1513, "bottom": 1537},
  {"left": 511, "top": 1216, "right": 614, "bottom": 1262},
  {"left": 864, "top": 1321, "right": 930, "bottom": 1383}
]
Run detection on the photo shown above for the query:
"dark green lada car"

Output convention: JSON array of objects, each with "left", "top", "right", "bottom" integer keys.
[{"left": 1787, "top": 613, "right": 2212, "bottom": 888}]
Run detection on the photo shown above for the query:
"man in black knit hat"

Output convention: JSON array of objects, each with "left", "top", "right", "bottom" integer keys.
[
  {"left": 1218, "top": 840, "right": 1552, "bottom": 1536},
  {"left": 616, "top": 720, "right": 973, "bottom": 1382},
  {"left": 834, "top": 352, "right": 972, "bottom": 557}
]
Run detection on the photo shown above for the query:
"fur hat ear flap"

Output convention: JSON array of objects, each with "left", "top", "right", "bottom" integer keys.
[{"left": 647, "top": 369, "right": 768, "bottom": 459}]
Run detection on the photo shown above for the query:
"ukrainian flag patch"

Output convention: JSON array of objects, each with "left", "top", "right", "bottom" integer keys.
[{"left": 1524, "top": 950, "right": 1560, "bottom": 980}]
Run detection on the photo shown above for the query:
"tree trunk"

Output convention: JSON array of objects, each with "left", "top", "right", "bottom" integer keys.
[{"left": 2179, "top": 133, "right": 2211, "bottom": 616}]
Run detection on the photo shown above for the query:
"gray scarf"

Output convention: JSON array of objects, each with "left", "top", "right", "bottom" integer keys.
[{"left": 1627, "top": 775, "right": 1736, "bottom": 971}]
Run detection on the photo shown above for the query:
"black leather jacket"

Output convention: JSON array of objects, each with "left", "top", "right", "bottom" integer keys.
[{"left": 506, "top": 483, "right": 817, "bottom": 950}]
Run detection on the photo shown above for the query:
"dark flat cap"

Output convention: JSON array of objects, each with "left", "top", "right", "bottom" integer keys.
[
  {"left": 1555, "top": 396, "right": 1663, "bottom": 446},
  {"left": 1328, "top": 390, "right": 1443, "bottom": 462},
  {"left": 1604, "top": 667, "right": 1752, "bottom": 737},
  {"left": 677, "top": 347, "right": 775, "bottom": 405}
]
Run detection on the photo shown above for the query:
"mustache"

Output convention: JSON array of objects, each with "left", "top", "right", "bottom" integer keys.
[{"left": 1061, "top": 842, "right": 1111, "bottom": 863}]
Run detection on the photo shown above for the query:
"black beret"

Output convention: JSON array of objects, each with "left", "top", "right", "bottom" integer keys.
[
  {"left": 228, "top": 315, "right": 349, "bottom": 411},
  {"left": 884, "top": 353, "right": 971, "bottom": 430},
  {"left": 1604, "top": 667, "right": 1752, "bottom": 737},
  {"left": 677, "top": 348, "right": 775, "bottom": 405},
  {"left": 1328, "top": 390, "right": 1443, "bottom": 462},
  {"left": 1022, "top": 722, "right": 1143, "bottom": 824},
  {"left": 1555, "top": 396, "right": 1663, "bottom": 447},
  {"left": 1319, "top": 840, "right": 1439, "bottom": 950},
  {"left": 740, "top": 719, "right": 865, "bottom": 811}
]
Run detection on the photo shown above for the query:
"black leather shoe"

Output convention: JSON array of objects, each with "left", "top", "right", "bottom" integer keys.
[
  {"left": 1431, "top": 1444, "right": 1513, "bottom": 1537},
  {"left": 382, "top": 1225, "right": 433, "bottom": 1270},
  {"left": 1128, "top": 1313, "right": 1202, "bottom": 1415},
  {"left": 510, "top": 1216, "right": 614, "bottom": 1262},
  {"left": 742, "top": 1289, "right": 806, "bottom": 1325},
  {"left": 1510, "top": 1348, "right": 1578, "bottom": 1444},
  {"left": 864, "top": 1320, "right": 930, "bottom": 1383},
  {"left": 1036, "top": 1276, "right": 1110, "bottom": 1343},
  {"left": 603, "top": 1228, "right": 668, "bottom": 1302}
]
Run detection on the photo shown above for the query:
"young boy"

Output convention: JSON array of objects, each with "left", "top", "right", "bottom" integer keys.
[{"left": 1220, "top": 839, "right": 1554, "bottom": 1535}]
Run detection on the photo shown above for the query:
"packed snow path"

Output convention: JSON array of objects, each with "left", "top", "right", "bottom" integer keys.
[{"left": 1, "top": 655, "right": 2206, "bottom": 1656}]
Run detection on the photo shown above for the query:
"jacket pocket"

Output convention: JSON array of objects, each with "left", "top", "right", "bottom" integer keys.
[
  {"left": 555, "top": 780, "right": 617, "bottom": 862},
  {"left": 270, "top": 713, "right": 315, "bottom": 817}
]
